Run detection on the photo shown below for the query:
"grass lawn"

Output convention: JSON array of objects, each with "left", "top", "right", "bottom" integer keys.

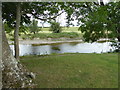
[{"left": 20, "top": 53, "right": 118, "bottom": 88}]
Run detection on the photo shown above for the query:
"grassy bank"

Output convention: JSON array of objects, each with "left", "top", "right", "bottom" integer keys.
[
  {"left": 21, "top": 32, "right": 82, "bottom": 40},
  {"left": 7, "top": 27, "right": 82, "bottom": 41},
  {"left": 20, "top": 53, "right": 118, "bottom": 88}
]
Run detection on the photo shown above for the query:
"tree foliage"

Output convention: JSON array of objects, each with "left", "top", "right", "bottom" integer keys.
[
  {"left": 49, "top": 22, "right": 62, "bottom": 33},
  {"left": 2, "top": 2, "right": 66, "bottom": 59},
  {"left": 3, "top": 2, "right": 120, "bottom": 46},
  {"left": 2, "top": 2, "right": 64, "bottom": 27},
  {"left": 4, "top": 23, "right": 13, "bottom": 34},
  {"left": 29, "top": 19, "right": 40, "bottom": 34},
  {"left": 19, "top": 25, "right": 29, "bottom": 35},
  {"left": 75, "top": 2, "right": 120, "bottom": 42}
]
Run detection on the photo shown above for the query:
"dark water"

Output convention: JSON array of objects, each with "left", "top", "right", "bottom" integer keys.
[{"left": 10, "top": 42, "right": 114, "bottom": 56}]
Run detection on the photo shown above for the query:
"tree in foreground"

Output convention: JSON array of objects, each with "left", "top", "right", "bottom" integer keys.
[
  {"left": 64, "top": 1, "right": 119, "bottom": 51},
  {"left": 76, "top": 2, "right": 120, "bottom": 43},
  {"left": 78, "top": 2, "right": 120, "bottom": 51},
  {"left": 1, "top": 2, "right": 69, "bottom": 88},
  {"left": 1, "top": 2, "right": 35, "bottom": 88},
  {"left": 2, "top": 26, "right": 35, "bottom": 88},
  {"left": 2, "top": 2, "right": 64, "bottom": 60}
]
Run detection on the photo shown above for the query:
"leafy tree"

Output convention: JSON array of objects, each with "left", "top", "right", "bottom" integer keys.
[
  {"left": 19, "top": 25, "right": 29, "bottom": 35},
  {"left": 54, "top": 2, "right": 120, "bottom": 43},
  {"left": 49, "top": 22, "right": 62, "bottom": 33},
  {"left": 4, "top": 23, "right": 13, "bottom": 34},
  {"left": 1, "top": 2, "right": 35, "bottom": 88},
  {"left": 29, "top": 19, "right": 40, "bottom": 34},
  {"left": 74, "top": 2, "right": 120, "bottom": 43}
]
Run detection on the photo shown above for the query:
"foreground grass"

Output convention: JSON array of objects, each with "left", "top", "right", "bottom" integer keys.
[{"left": 20, "top": 53, "right": 118, "bottom": 88}]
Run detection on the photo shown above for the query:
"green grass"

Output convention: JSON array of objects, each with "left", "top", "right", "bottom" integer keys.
[
  {"left": 20, "top": 53, "right": 118, "bottom": 88},
  {"left": 21, "top": 32, "right": 82, "bottom": 40},
  {"left": 40, "top": 27, "right": 80, "bottom": 33},
  {"left": 7, "top": 27, "right": 82, "bottom": 40}
]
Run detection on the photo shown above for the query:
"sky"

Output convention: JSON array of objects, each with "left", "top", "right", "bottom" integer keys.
[{"left": 37, "top": 12, "right": 79, "bottom": 27}]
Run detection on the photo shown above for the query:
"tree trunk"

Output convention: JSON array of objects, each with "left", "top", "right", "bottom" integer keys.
[
  {"left": 2, "top": 23, "right": 35, "bottom": 88},
  {"left": 0, "top": 1, "right": 2, "bottom": 89},
  {"left": 117, "top": 29, "right": 120, "bottom": 42},
  {"left": 14, "top": 3, "right": 21, "bottom": 60},
  {"left": 1, "top": 2, "right": 35, "bottom": 88},
  {"left": 34, "top": 31, "right": 35, "bottom": 34},
  {"left": 117, "top": 29, "right": 120, "bottom": 52}
]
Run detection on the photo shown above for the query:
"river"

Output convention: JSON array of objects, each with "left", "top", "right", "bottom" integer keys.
[{"left": 10, "top": 42, "right": 114, "bottom": 56}]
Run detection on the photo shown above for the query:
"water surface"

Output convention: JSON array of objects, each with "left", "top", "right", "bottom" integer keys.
[{"left": 10, "top": 42, "right": 114, "bottom": 56}]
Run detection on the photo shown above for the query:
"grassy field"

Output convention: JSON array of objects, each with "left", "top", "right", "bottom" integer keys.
[
  {"left": 20, "top": 53, "right": 118, "bottom": 88},
  {"left": 20, "top": 27, "right": 82, "bottom": 40},
  {"left": 7, "top": 27, "right": 82, "bottom": 40},
  {"left": 21, "top": 32, "right": 82, "bottom": 40},
  {"left": 40, "top": 27, "right": 81, "bottom": 33}
]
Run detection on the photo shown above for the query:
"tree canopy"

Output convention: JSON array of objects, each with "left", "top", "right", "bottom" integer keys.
[
  {"left": 29, "top": 19, "right": 39, "bottom": 34},
  {"left": 2, "top": 2, "right": 64, "bottom": 27},
  {"left": 3, "top": 2, "right": 120, "bottom": 42},
  {"left": 76, "top": 2, "right": 120, "bottom": 42}
]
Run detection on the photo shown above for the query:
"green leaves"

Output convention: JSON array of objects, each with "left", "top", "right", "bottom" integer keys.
[
  {"left": 49, "top": 22, "right": 62, "bottom": 33},
  {"left": 29, "top": 19, "right": 39, "bottom": 34},
  {"left": 78, "top": 2, "right": 120, "bottom": 42}
]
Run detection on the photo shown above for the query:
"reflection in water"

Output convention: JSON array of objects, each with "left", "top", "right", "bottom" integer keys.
[
  {"left": 68, "top": 42, "right": 79, "bottom": 46},
  {"left": 51, "top": 46, "right": 60, "bottom": 51},
  {"left": 10, "top": 42, "right": 114, "bottom": 56},
  {"left": 51, "top": 45, "right": 61, "bottom": 54}
]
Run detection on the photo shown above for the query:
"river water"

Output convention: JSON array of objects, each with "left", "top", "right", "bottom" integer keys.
[{"left": 10, "top": 42, "right": 114, "bottom": 56}]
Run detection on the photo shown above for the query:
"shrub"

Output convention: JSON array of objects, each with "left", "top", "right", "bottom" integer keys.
[
  {"left": 29, "top": 19, "right": 40, "bottom": 34},
  {"left": 49, "top": 22, "right": 62, "bottom": 33}
]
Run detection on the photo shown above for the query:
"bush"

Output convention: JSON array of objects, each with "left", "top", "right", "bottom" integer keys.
[
  {"left": 29, "top": 19, "right": 40, "bottom": 34},
  {"left": 49, "top": 22, "right": 62, "bottom": 33}
]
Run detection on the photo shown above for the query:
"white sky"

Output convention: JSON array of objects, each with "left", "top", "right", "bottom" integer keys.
[{"left": 37, "top": 11, "right": 80, "bottom": 27}]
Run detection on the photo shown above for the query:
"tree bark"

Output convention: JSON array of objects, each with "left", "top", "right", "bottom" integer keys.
[
  {"left": 14, "top": 3, "right": 21, "bottom": 60},
  {"left": 1, "top": 3, "right": 35, "bottom": 88},
  {"left": 117, "top": 29, "right": 120, "bottom": 52},
  {"left": 2, "top": 23, "right": 35, "bottom": 88},
  {"left": 0, "top": 1, "right": 2, "bottom": 89}
]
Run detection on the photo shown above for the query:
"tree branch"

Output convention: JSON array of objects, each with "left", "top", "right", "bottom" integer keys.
[{"left": 32, "top": 11, "right": 64, "bottom": 21}]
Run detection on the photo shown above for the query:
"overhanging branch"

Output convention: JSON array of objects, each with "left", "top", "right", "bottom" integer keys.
[{"left": 32, "top": 11, "right": 64, "bottom": 21}]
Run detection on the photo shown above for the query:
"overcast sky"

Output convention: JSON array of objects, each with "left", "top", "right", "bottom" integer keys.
[{"left": 37, "top": 12, "right": 79, "bottom": 27}]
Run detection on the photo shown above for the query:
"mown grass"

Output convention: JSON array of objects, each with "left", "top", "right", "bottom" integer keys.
[
  {"left": 20, "top": 53, "right": 118, "bottom": 88},
  {"left": 41, "top": 27, "right": 80, "bottom": 32}
]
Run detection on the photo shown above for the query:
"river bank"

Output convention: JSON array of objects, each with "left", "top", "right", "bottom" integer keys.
[
  {"left": 8, "top": 38, "right": 83, "bottom": 45},
  {"left": 8, "top": 37, "right": 114, "bottom": 45}
]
